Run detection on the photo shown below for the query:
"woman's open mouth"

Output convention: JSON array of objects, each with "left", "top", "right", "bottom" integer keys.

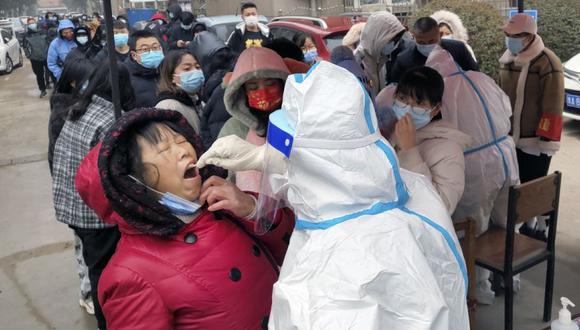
[{"left": 183, "top": 163, "right": 197, "bottom": 179}]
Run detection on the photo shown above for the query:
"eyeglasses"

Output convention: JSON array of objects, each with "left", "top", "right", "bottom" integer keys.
[{"left": 136, "top": 44, "right": 162, "bottom": 54}]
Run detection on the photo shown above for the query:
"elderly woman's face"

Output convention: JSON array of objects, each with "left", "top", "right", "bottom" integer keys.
[{"left": 138, "top": 125, "right": 201, "bottom": 201}]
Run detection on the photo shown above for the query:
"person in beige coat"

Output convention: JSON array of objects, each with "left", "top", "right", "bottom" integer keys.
[
  {"left": 155, "top": 49, "right": 202, "bottom": 133},
  {"left": 376, "top": 66, "right": 471, "bottom": 214}
]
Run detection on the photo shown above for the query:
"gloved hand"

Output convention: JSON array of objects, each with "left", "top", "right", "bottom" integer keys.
[{"left": 197, "top": 135, "right": 288, "bottom": 174}]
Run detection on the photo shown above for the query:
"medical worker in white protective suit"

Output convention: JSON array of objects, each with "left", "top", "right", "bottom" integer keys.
[
  {"left": 426, "top": 46, "right": 520, "bottom": 304},
  {"left": 198, "top": 61, "right": 469, "bottom": 329}
]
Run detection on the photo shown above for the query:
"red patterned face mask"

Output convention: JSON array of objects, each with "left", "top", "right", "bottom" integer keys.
[{"left": 246, "top": 84, "right": 283, "bottom": 112}]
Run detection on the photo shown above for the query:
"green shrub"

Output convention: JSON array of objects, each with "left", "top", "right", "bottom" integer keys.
[
  {"left": 411, "top": 0, "right": 505, "bottom": 79},
  {"left": 525, "top": 0, "right": 580, "bottom": 62}
]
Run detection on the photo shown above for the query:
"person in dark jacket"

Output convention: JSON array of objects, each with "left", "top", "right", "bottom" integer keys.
[
  {"left": 144, "top": 12, "right": 170, "bottom": 47},
  {"left": 166, "top": 3, "right": 183, "bottom": 32},
  {"left": 126, "top": 30, "right": 164, "bottom": 108},
  {"left": 331, "top": 46, "right": 371, "bottom": 95},
  {"left": 23, "top": 17, "right": 50, "bottom": 97},
  {"left": 263, "top": 37, "right": 304, "bottom": 62},
  {"left": 48, "top": 57, "right": 96, "bottom": 175},
  {"left": 93, "top": 19, "right": 131, "bottom": 64},
  {"left": 390, "top": 17, "right": 479, "bottom": 84},
  {"left": 168, "top": 11, "right": 195, "bottom": 50},
  {"left": 226, "top": 2, "right": 271, "bottom": 54},
  {"left": 67, "top": 26, "right": 102, "bottom": 61},
  {"left": 75, "top": 109, "right": 294, "bottom": 329},
  {"left": 189, "top": 31, "right": 237, "bottom": 148}
]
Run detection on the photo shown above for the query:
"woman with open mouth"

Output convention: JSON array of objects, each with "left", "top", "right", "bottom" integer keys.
[{"left": 75, "top": 109, "right": 294, "bottom": 329}]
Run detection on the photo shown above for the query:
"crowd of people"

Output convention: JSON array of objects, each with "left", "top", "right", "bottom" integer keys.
[{"left": 32, "top": 2, "right": 565, "bottom": 329}]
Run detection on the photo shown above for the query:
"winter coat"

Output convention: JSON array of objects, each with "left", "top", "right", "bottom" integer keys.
[
  {"left": 52, "top": 95, "right": 117, "bottom": 229},
  {"left": 67, "top": 27, "right": 103, "bottom": 61},
  {"left": 23, "top": 30, "right": 49, "bottom": 62},
  {"left": 390, "top": 38, "right": 479, "bottom": 84},
  {"left": 167, "top": 12, "right": 195, "bottom": 50},
  {"left": 155, "top": 91, "right": 202, "bottom": 133},
  {"left": 342, "top": 22, "right": 366, "bottom": 50},
  {"left": 394, "top": 120, "right": 471, "bottom": 214},
  {"left": 166, "top": 3, "right": 182, "bottom": 31},
  {"left": 47, "top": 20, "right": 77, "bottom": 80},
  {"left": 226, "top": 22, "right": 271, "bottom": 54},
  {"left": 200, "top": 69, "right": 231, "bottom": 149},
  {"left": 75, "top": 109, "right": 294, "bottom": 330},
  {"left": 93, "top": 47, "right": 130, "bottom": 65},
  {"left": 499, "top": 35, "right": 564, "bottom": 156},
  {"left": 125, "top": 57, "right": 159, "bottom": 108},
  {"left": 427, "top": 47, "right": 520, "bottom": 234},
  {"left": 356, "top": 11, "right": 410, "bottom": 97},
  {"left": 431, "top": 10, "right": 476, "bottom": 61}
]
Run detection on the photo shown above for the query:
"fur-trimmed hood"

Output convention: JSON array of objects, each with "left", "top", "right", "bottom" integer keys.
[
  {"left": 431, "top": 10, "right": 469, "bottom": 43},
  {"left": 223, "top": 47, "right": 289, "bottom": 135}
]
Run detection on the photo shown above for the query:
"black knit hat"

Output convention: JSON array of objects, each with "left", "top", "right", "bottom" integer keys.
[{"left": 98, "top": 108, "right": 206, "bottom": 236}]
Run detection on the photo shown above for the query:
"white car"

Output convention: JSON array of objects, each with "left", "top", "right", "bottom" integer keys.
[
  {"left": 564, "top": 53, "right": 580, "bottom": 121},
  {"left": 0, "top": 28, "right": 23, "bottom": 74}
]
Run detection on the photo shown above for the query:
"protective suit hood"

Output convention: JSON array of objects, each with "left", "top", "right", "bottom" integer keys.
[
  {"left": 360, "top": 11, "right": 405, "bottom": 60},
  {"left": 223, "top": 47, "right": 289, "bottom": 136},
  {"left": 426, "top": 45, "right": 459, "bottom": 77},
  {"left": 431, "top": 10, "right": 469, "bottom": 43}
]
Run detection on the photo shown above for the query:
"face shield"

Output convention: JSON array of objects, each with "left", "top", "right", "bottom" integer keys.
[{"left": 254, "top": 109, "right": 295, "bottom": 234}]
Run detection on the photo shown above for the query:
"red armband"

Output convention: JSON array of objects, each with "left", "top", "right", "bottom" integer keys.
[{"left": 536, "top": 113, "right": 563, "bottom": 141}]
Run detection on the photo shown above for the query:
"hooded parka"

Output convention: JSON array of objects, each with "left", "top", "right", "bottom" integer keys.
[
  {"left": 356, "top": 11, "right": 413, "bottom": 96},
  {"left": 47, "top": 19, "right": 77, "bottom": 80},
  {"left": 431, "top": 10, "right": 476, "bottom": 61},
  {"left": 75, "top": 109, "right": 294, "bottom": 330}
]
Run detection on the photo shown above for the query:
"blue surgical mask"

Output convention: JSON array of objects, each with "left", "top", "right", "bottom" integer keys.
[
  {"left": 177, "top": 69, "right": 205, "bottom": 94},
  {"left": 506, "top": 37, "right": 525, "bottom": 55},
  {"left": 113, "top": 33, "right": 128, "bottom": 47},
  {"left": 28, "top": 23, "right": 38, "bottom": 31},
  {"left": 392, "top": 100, "right": 433, "bottom": 129},
  {"left": 382, "top": 40, "right": 399, "bottom": 57},
  {"left": 303, "top": 49, "right": 318, "bottom": 63},
  {"left": 159, "top": 192, "right": 202, "bottom": 217},
  {"left": 128, "top": 175, "right": 202, "bottom": 218},
  {"left": 416, "top": 43, "right": 437, "bottom": 57},
  {"left": 181, "top": 23, "right": 193, "bottom": 30},
  {"left": 77, "top": 36, "right": 89, "bottom": 45},
  {"left": 140, "top": 50, "right": 164, "bottom": 69}
]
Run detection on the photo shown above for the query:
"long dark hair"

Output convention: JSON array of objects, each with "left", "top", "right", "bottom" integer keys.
[
  {"left": 67, "top": 62, "right": 135, "bottom": 121},
  {"left": 54, "top": 56, "right": 96, "bottom": 95}
]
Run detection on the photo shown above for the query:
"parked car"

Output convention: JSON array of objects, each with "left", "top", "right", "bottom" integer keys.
[
  {"left": 0, "top": 18, "right": 26, "bottom": 46},
  {"left": 268, "top": 17, "right": 351, "bottom": 61},
  {"left": 0, "top": 28, "right": 23, "bottom": 74},
  {"left": 564, "top": 52, "right": 580, "bottom": 121},
  {"left": 196, "top": 15, "right": 268, "bottom": 42}
]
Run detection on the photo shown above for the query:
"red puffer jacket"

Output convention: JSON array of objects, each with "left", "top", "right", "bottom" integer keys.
[{"left": 76, "top": 145, "right": 294, "bottom": 330}]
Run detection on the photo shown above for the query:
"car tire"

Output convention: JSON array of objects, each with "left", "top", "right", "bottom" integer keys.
[{"left": 3, "top": 56, "right": 13, "bottom": 74}]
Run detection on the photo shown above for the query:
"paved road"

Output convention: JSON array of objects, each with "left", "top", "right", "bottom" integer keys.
[{"left": 0, "top": 60, "right": 579, "bottom": 330}]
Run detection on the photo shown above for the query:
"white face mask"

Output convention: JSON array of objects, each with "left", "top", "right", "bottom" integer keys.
[
  {"left": 245, "top": 15, "right": 259, "bottom": 27},
  {"left": 441, "top": 35, "right": 453, "bottom": 40}
]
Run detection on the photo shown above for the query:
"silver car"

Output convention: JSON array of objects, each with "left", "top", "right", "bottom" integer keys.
[{"left": 0, "top": 28, "right": 23, "bottom": 74}]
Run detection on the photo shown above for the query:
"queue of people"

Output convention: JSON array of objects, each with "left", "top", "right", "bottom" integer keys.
[{"left": 41, "top": 2, "right": 565, "bottom": 328}]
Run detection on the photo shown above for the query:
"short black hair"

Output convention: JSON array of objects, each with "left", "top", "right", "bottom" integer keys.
[
  {"left": 395, "top": 66, "right": 444, "bottom": 106},
  {"left": 128, "top": 29, "right": 161, "bottom": 51},
  {"left": 292, "top": 32, "right": 311, "bottom": 48},
  {"left": 413, "top": 17, "right": 439, "bottom": 34},
  {"left": 241, "top": 2, "right": 257, "bottom": 13},
  {"left": 113, "top": 19, "right": 128, "bottom": 30},
  {"left": 264, "top": 38, "right": 304, "bottom": 62}
]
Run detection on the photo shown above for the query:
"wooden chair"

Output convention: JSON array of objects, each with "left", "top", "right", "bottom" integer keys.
[
  {"left": 475, "top": 172, "right": 562, "bottom": 330},
  {"left": 454, "top": 218, "right": 477, "bottom": 330}
]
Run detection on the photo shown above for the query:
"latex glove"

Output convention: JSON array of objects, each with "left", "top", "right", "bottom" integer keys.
[{"left": 197, "top": 135, "right": 287, "bottom": 174}]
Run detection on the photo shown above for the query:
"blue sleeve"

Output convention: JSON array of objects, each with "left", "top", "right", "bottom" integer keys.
[{"left": 47, "top": 41, "right": 61, "bottom": 79}]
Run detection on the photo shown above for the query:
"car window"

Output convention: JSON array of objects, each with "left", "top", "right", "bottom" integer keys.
[
  {"left": 324, "top": 33, "right": 347, "bottom": 53},
  {"left": 1, "top": 30, "right": 12, "bottom": 41},
  {"left": 270, "top": 27, "right": 298, "bottom": 43},
  {"left": 210, "top": 23, "right": 240, "bottom": 42}
]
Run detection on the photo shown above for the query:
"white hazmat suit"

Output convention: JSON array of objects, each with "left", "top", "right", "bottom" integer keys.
[
  {"left": 199, "top": 61, "right": 470, "bottom": 329},
  {"left": 425, "top": 47, "right": 520, "bottom": 235}
]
